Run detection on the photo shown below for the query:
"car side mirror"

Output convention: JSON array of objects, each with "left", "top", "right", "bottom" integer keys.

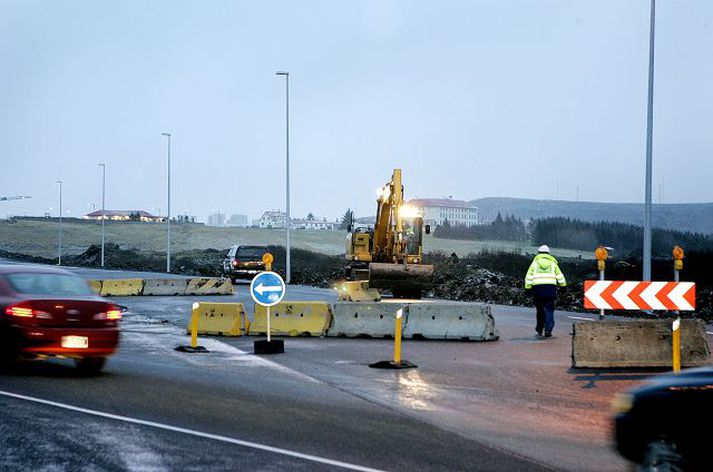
[
  {"left": 425, "top": 224, "right": 431, "bottom": 235},
  {"left": 347, "top": 224, "right": 352, "bottom": 233}
]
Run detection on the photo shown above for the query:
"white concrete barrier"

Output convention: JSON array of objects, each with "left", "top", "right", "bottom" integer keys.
[
  {"left": 143, "top": 278, "right": 188, "bottom": 296},
  {"left": 403, "top": 302, "right": 499, "bottom": 341},
  {"left": 329, "top": 302, "right": 407, "bottom": 338}
]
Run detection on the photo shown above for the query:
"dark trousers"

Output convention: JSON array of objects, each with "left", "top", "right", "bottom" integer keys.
[{"left": 532, "top": 285, "right": 557, "bottom": 333}]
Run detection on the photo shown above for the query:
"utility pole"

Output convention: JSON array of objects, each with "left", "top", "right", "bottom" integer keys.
[
  {"left": 56, "top": 180, "right": 63, "bottom": 265},
  {"left": 276, "top": 71, "right": 291, "bottom": 283},
  {"left": 98, "top": 163, "right": 106, "bottom": 267},
  {"left": 643, "top": 0, "right": 656, "bottom": 281},
  {"left": 162, "top": 133, "right": 172, "bottom": 272}
]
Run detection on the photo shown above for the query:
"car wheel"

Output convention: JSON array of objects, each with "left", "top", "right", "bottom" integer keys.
[
  {"left": 75, "top": 357, "right": 106, "bottom": 376},
  {"left": 637, "top": 438, "right": 684, "bottom": 472}
]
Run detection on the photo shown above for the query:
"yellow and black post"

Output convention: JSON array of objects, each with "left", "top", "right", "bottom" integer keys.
[
  {"left": 595, "top": 246, "right": 608, "bottom": 320},
  {"left": 176, "top": 302, "right": 209, "bottom": 353},
  {"left": 672, "top": 246, "right": 684, "bottom": 372},
  {"left": 369, "top": 308, "right": 417, "bottom": 370}
]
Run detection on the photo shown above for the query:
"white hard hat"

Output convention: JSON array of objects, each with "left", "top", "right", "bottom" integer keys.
[{"left": 538, "top": 245, "right": 550, "bottom": 253}]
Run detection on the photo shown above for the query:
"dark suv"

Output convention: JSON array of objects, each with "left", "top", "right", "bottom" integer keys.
[{"left": 222, "top": 245, "right": 268, "bottom": 282}]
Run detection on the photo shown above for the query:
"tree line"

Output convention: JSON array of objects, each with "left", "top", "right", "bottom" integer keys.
[{"left": 434, "top": 213, "right": 527, "bottom": 241}]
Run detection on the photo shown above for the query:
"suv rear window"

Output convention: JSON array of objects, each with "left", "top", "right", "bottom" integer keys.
[
  {"left": 236, "top": 246, "right": 267, "bottom": 259},
  {"left": 6, "top": 273, "right": 93, "bottom": 296}
]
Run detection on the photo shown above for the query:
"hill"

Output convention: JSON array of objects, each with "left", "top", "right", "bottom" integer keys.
[{"left": 470, "top": 197, "right": 713, "bottom": 235}]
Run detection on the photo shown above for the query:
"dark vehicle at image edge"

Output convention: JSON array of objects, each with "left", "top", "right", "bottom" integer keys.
[
  {"left": 612, "top": 367, "right": 713, "bottom": 471},
  {"left": 222, "top": 245, "right": 268, "bottom": 282},
  {"left": 0, "top": 265, "right": 121, "bottom": 375}
]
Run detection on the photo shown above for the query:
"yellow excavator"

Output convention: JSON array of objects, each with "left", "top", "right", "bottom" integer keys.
[{"left": 343, "top": 169, "right": 434, "bottom": 299}]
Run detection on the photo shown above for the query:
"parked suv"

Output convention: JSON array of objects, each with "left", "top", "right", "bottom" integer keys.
[{"left": 222, "top": 245, "right": 268, "bottom": 282}]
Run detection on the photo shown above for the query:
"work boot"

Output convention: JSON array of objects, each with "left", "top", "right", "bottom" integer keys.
[{"left": 544, "top": 332, "right": 552, "bottom": 338}]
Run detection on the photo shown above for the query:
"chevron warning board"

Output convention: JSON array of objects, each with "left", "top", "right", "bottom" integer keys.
[{"left": 584, "top": 281, "right": 696, "bottom": 311}]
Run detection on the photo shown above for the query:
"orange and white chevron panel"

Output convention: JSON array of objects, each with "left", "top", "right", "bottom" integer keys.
[{"left": 583, "top": 281, "right": 696, "bottom": 311}]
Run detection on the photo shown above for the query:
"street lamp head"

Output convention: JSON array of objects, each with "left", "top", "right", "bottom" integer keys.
[
  {"left": 161, "top": 132, "right": 171, "bottom": 137},
  {"left": 98, "top": 163, "right": 105, "bottom": 168},
  {"left": 275, "top": 71, "right": 289, "bottom": 76},
  {"left": 56, "top": 180, "right": 62, "bottom": 184}
]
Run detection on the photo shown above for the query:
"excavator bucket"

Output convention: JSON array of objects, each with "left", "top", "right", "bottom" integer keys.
[{"left": 368, "top": 263, "right": 434, "bottom": 298}]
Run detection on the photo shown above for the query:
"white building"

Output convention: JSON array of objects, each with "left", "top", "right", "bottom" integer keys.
[
  {"left": 258, "top": 211, "right": 287, "bottom": 229},
  {"left": 408, "top": 198, "right": 479, "bottom": 227},
  {"left": 292, "top": 214, "right": 336, "bottom": 230}
]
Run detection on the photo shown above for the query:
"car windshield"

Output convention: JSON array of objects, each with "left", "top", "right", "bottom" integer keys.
[
  {"left": 6, "top": 273, "right": 93, "bottom": 296},
  {"left": 237, "top": 246, "right": 267, "bottom": 259}
]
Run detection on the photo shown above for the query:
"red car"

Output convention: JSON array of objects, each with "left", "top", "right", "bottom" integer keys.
[{"left": 0, "top": 265, "right": 121, "bottom": 374}]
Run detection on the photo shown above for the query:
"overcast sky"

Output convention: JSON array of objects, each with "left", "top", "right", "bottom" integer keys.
[{"left": 1, "top": 1, "right": 712, "bottom": 222}]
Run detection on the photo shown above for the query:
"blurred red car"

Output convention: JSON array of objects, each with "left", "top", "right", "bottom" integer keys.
[{"left": 0, "top": 264, "right": 121, "bottom": 374}]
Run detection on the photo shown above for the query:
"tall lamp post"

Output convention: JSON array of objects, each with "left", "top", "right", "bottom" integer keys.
[
  {"left": 56, "top": 180, "right": 63, "bottom": 265},
  {"left": 161, "top": 132, "right": 172, "bottom": 272},
  {"left": 98, "top": 163, "right": 106, "bottom": 267},
  {"left": 643, "top": 0, "right": 656, "bottom": 281},
  {"left": 276, "top": 71, "right": 291, "bottom": 284}
]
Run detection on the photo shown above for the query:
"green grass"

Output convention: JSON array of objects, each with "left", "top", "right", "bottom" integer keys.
[{"left": 0, "top": 218, "right": 593, "bottom": 259}]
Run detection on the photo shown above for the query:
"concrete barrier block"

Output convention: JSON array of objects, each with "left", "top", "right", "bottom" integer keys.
[
  {"left": 329, "top": 302, "right": 407, "bottom": 338},
  {"left": 100, "top": 278, "right": 144, "bottom": 296},
  {"left": 143, "top": 278, "right": 188, "bottom": 296},
  {"left": 184, "top": 278, "right": 234, "bottom": 296},
  {"left": 572, "top": 319, "right": 711, "bottom": 368},
  {"left": 250, "top": 301, "right": 332, "bottom": 337},
  {"left": 403, "top": 302, "right": 499, "bottom": 341},
  {"left": 88, "top": 280, "right": 102, "bottom": 294},
  {"left": 188, "top": 302, "right": 248, "bottom": 336}
]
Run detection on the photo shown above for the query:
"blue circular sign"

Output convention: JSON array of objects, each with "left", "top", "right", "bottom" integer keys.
[{"left": 250, "top": 271, "right": 286, "bottom": 307}]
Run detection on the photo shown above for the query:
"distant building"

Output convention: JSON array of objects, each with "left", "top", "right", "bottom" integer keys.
[
  {"left": 258, "top": 211, "right": 287, "bottom": 229},
  {"left": 292, "top": 214, "right": 336, "bottom": 230},
  {"left": 207, "top": 212, "right": 226, "bottom": 227},
  {"left": 226, "top": 214, "right": 248, "bottom": 227},
  {"left": 84, "top": 210, "right": 161, "bottom": 222},
  {"left": 408, "top": 198, "right": 479, "bottom": 227}
]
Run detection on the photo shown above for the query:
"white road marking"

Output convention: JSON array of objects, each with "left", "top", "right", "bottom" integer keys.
[
  {"left": 706, "top": 332, "right": 713, "bottom": 336},
  {"left": 568, "top": 316, "right": 595, "bottom": 321},
  {"left": 0, "top": 390, "right": 384, "bottom": 472}
]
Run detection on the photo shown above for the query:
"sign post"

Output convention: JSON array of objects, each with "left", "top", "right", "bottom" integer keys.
[
  {"left": 250, "top": 269, "right": 286, "bottom": 354},
  {"left": 672, "top": 246, "right": 684, "bottom": 372},
  {"left": 175, "top": 302, "right": 209, "bottom": 353},
  {"left": 595, "top": 246, "right": 608, "bottom": 320}
]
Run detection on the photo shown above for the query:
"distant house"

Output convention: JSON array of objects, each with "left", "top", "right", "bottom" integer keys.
[
  {"left": 83, "top": 210, "right": 161, "bottom": 222},
  {"left": 408, "top": 198, "right": 479, "bottom": 227},
  {"left": 292, "top": 214, "right": 336, "bottom": 230},
  {"left": 258, "top": 211, "right": 287, "bottom": 229},
  {"left": 207, "top": 212, "right": 225, "bottom": 227}
]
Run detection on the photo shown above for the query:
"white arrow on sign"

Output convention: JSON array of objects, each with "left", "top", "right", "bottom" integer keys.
[
  {"left": 255, "top": 283, "right": 283, "bottom": 296},
  {"left": 584, "top": 280, "right": 611, "bottom": 310}
]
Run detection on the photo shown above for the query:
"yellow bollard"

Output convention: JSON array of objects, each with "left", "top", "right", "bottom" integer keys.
[
  {"left": 394, "top": 309, "right": 403, "bottom": 363},
  {"left": 190, "top": 302, "right": 199, "bottom": 348},
  {"left": 175, "top": 302, "right": 209, "bottom": 353},
  {"left": 672, "top": 317, "right": 681, "bottom": 373}
]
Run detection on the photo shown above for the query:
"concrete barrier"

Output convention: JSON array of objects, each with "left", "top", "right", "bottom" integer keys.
[
  {"left": 250, "top": 301, "right": 332, "bottom": 337},
  {"left": 184, "top": 277, "right": 234, "bottom": 296},
  {"left": 571, "top": 319, "right": 711, "bottom": 368},
  {"left": 99, "top": 278, "right": 144, "bottom": 296},
  {"left": 88, "top": 279, "right": 102, "bottom": 294},
  {"left": 329, "top": 302, "right": 407, "bottom": 338},
  {"left": 403, "top": 302, "right": 499, "bottom": 341},
  {"left": 143, "top": 278, "right": 188, "bottom": 296},
  {"left": 188, "top": 302, "right": 248, "bottom": 336}
]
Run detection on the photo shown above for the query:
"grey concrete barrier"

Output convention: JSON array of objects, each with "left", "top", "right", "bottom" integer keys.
[
  {"left": 329, "top": 302, "right": 407, "bottom": 338},
  {"left": 403, "top": 302, "right": 499, "bottom": 341},
  {"left": 571, "top": 319, "right": 710, "bottom": 368},
  {"left": 143, "top": 278, "right": 189, "bottom": 296}
]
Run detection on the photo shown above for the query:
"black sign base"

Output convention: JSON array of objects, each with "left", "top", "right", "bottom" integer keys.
[
  {"left": 254, "top": 339, "right": 285, "bottom": 355},
  {"left": 175, "top": 345, "right": 209, "bottom": 353},
  {"left": 369, "top": 360, "right": 417, "bottom": 370}
]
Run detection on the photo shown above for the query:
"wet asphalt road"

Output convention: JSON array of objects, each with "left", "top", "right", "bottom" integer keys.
[{"left": 2, "top": 262, "right": 711, "bottom": 471}]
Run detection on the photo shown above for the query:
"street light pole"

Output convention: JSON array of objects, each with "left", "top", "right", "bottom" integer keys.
[
  {"left": 98, "top": 163, "right": 106, "bottom": 267},
  {"left": 56, "top": 180, "right": 62, "bottom": 265},
  {"left": 161, "top": 132, "right": 172, "bottom": 273},
  {"left": 643, "top": 0, "right": 656, "bottom": 281},
  {"left": 276, "top": 71, "right": 291, "bottom": 284}
]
